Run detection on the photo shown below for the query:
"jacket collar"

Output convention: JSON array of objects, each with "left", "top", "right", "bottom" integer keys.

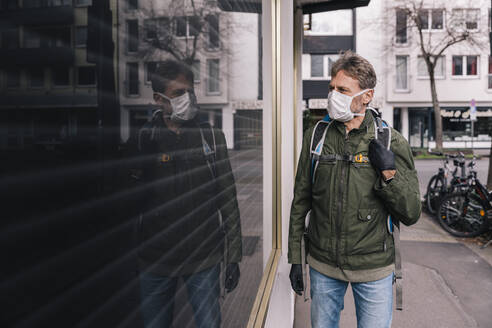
[{"left": 334, "top": 109, "right": 374, "bottom": 135}]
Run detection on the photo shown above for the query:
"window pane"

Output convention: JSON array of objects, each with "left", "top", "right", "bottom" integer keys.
[
  {"left": 145, "top": 61, "right": 157, "bottom": 83},
  {"left": 417, "top": 57, "right": 428, "bottom": 77},
  {"left": 29, "top": 68, "right": 44, "bottom": 88},
  {"left": 466, "top": 56, "right": 477, "bottom": 75},
  {"left": 192, "top": 60, "right": 200, "bottom": 82},
  {"left": 127, "top": 20, "right": 138, "bottom": 52},
  {"left": 188, "top": 16, "right": 201, "bottom": 37},
  {"left": 452, "top": 56, "right": 463, "bottom": 75},
  {"left": 311, "top": 55, "right": 324, "bottom": 77},
  {"left": 127, "top": 0, "right": 138, "bottom": 10},
  {"left": 6, "top": 68, "right": 20, "bottom": 88},
  {"left": 1, "top": 28, "right": 19, "bottom": 49},
  {"left": 24, "top": 29, "right": 40, "bottom": 48},
  {"left": 466, "top": 9, "right": 479, "bottom": 30},
  {"left": 431, "top": 10, "right": 444, "bottom": 29},
  {"left": 207, "top": 15, "right": 220, "bottom": 48},
  {"left": 436, "top": 56, "right": 445, "bottom": 76},
  {"left": 396, "top": 9, "right": 407, "bottom": 43},
  {"left": 396, "top": 56, "right": 408, "bottom": 89},
  {"left": 127, "top": 62, "right": 139, "bottom": 95},
  {"left": 207, "top": 59, "right": 219, "bottom": 93},
  {"left": 418, "top": 9, "right": 429, "bottom": 29},
  {"left": 489, "top": 57, "right": 492, "bottom": 89},
  {"left": 75, "top": 26, "right": 87, "bottom": 47},
  {"left": 309, "top": 10, "right": 352, "bottom": 35},
  {"left": 77, "top": 67, "right": 96, "bottom": 85},
  {"left": 53, "top": 66, "right": 70, "bottom": 86},
  {"left": 175, "top": 16, "right": 187, "bottom": 37}
]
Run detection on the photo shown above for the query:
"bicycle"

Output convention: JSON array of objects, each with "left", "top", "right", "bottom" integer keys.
[
  {"left": 437, "top": 157, "right": 492, "bottom": 238},
  {"left": 425, "top": 152, "right": 467, "bottom": 215}
]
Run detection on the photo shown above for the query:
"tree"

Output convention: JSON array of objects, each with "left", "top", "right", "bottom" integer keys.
[{"left": 388, "top": 0, "right": 487, "bottom": 151}]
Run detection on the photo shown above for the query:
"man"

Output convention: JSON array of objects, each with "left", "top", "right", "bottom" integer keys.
[
  {"left": 130, "top": 60, "right": 242, "bottom": 328},
  {"left": 288, "top": 51, "right": 421, "bottom": 328}
]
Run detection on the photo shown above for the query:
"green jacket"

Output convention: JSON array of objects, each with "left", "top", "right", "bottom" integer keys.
[{"left": 288, "top": 111, "right": 421, "bottom": 271}]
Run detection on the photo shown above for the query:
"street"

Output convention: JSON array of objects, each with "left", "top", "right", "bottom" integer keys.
[{"left": 295, "top": 158, "right": 492, "bottom": 328}]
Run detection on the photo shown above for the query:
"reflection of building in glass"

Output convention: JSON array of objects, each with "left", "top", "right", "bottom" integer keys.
[
  {"left": 118, "top": 0, "right": 262, "bottom": 150},
  {"left": 357, "top": 0, "right": 492, "bottom": 149},
  {"left": 0, "top": 1, "right": 100, "bottom": 151}
]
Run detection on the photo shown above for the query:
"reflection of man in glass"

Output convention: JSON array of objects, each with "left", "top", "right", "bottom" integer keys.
[{"left": 133, "top": 60, "right": 242, "bottom": 328}]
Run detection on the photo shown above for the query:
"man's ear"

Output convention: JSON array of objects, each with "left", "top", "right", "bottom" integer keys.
[
  {"left": 153, "top": 93, "right": 161, "bottom": 103},
  {"left": 363, "top": 89, "right": 374, "bottom": 105}
]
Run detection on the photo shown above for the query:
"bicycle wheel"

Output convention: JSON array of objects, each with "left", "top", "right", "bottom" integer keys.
[
  {"left": 426, "top": 175, "right": 445, "bottom": 215},
  {"left": 437, "top": 192, "right": 488, "bottom": 237}
]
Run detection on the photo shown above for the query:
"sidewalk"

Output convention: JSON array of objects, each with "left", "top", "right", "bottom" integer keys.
[{"left": 294, "top": 212, "right": 492, "bottom": 328}]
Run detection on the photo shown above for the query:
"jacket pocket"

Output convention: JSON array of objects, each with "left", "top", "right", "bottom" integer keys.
[{"left": 348, "top": 208, "right": 386, "bottom": 256}]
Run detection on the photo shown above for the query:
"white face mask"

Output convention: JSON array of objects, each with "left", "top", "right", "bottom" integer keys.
[
  {"left": 156, "top": 90, "right": 198, "bottom": 122},
  {"left": 327, "top": 89, "right": 372, "bottom": 122}
]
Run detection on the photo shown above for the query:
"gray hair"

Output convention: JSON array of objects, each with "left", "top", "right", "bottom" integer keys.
[{"left": 330, "top": 51, "right": 377, "bottom": 90}]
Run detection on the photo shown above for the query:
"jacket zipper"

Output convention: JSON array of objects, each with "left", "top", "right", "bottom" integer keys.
[{"left": 336, "top": 130, "right": 350, "bottom": 267}]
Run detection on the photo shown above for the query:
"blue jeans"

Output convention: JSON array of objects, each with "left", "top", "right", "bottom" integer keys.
[
  {"left": 310, "top": 267, "right": 393, "bottom": 328},
  {"left": 139, "top": 265, "right": 221, "bottom": 328}
]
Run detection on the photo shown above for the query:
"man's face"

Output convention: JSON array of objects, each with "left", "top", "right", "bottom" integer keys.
[
  {"left": 328, "top": 70, "right": 373, "bottom": 113},
  {"left": 153, "top": 74, "right": 194, "bottom": 116}
]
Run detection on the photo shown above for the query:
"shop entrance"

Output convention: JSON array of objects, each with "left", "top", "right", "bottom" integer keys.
[{"left": 409, "top": 108, "right": 432, "bottom": 148}]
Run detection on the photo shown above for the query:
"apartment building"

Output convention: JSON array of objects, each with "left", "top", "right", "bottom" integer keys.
[
  {"left": 358, "top": 0, "right": 492, "bottom": 149},
  {"left": 118, "top": 0, "right": 262, "bottom": 149},
  {"left": 0, "top": 0, "right": 100, "bottom": 151}
]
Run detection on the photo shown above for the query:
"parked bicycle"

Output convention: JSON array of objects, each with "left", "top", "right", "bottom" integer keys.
[
  {"left": 425, "top": 152, "right": 468, "bottom": 215},
  {"left": 437, "top": 157, "right": 492, "bottom": 238}
]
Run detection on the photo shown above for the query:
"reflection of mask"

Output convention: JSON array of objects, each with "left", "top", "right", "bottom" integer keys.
[
  {"left": 156, "top": 91, "right": 198, "bottom": 122},
  {"left": 327, "top": 89, "right": 371, "bottom": 122}
]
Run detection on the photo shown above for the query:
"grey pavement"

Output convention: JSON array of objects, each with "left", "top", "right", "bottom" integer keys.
[{"left": 294, "top": 158, "right": 492, "bottom": 328}]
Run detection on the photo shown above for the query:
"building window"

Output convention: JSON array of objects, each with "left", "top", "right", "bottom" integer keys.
[
  {"left": 207, "top": 14, "right": 220, "bottom": 49},
  {"left": 77, "top": 66, "right": 96, "bottom": 86},
  {"left": 0, "top": 28, "right": 19, "bottom": 49},
  {"left": 127, "top": 62, "right": 139, "bottom": 96},
  {"left": 75, "top": 0, "right": 91, "bottom": 7},
  {"left": 24, "top": 0, "right": 71, "bottom": 7},
  {"left": 452, "top": 9, "right": 480, "bottom": 31},
  {"left": 207, "top": 59, "right": 220, "bottom": 94},
  {"left": 37, "top": 27, "right": 71, "bottom": 48},
  {"left": 127, "top": 20, "right": 139, "bottom": 53},
  {"left": 1, "top": 0, "right": 18, "bottom": 10},
  {"left": 29, "top": 68, "right": 44, "bottom": 88},
  {"left": 192, "top": 60, "right": 200, "bottom": 82},
  {"left": 488, "top": 56, "right": 492, "bottom": 89},
  {"left": 395, "top": 55, "right": 408, "bottom": 91},
  {"left": 24, "top": 29, "right": 40, "bottom": 48},
  {"left": 145, "top": 61, "right": 158, "bottom": 84},
  {"left": 418, "top": 56, "right": 445, "bottom": 78},
  {"left": 127, "top": 0, "right": 137, "bottom": 10},
  {"left": 311, "top": 55, "right": 324, "bottom": 77},
  {"left": 144, "top": 18, "right": 170, "bottom": 40},
  {"left": 175, "top": 16, "right": 187, "bottom": 37},
  {"left": 75, "top": 26, "right": 87, "bottom": 47},
  {"left": 304, "top": 10, "right": 353, "bottom": 35},
  {"left": 52, "top": 66, "right": 70, "bottom": 86},
  {"left": 418, "top": 9, "right": 444, "bottom": 30},
  {"left": 396, "top": 9, "right": 407, "bottom": 44},
  {"left": 6, "top": 68, "right": 20, "bottom": 88},
  {"left": 452, "top": 55, "right": 478, "bottom": 76}
]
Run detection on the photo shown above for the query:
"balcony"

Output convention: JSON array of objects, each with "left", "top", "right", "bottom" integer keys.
[
  {"left": 0, "top": 47, "right": 74, "bottom": 67},
  {"left": 0, "top": 6, "right": 74, "bottom": 27}
]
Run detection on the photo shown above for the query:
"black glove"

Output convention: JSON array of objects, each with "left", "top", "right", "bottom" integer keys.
[
  {"left": 289, "top": 264, "right": 304, "bottom": 295},
  {"left": 369, "top": 139, "right": 396, "bottom": 172},
  {"left": 225, "top": 263, "right": 240, "bottom": 292}
]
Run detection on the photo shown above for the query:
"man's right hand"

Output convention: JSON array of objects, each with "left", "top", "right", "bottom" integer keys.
[{"left": 289, "top": 264, "right": 304, "bottom": 295}]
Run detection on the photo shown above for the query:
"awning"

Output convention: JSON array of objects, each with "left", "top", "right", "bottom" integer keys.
[{"left": 218, "top": 0, "right": 370, "bottom": 13}]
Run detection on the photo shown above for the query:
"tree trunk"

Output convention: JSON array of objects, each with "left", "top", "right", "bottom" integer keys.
[
  {"left": 487, "top": 142, "right": 492, "bottom": 190},
  {"left": 429, "top": 74, "right": 443, "bottom": 151}
]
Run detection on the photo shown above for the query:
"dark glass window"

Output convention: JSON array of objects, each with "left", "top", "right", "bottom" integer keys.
[
  {"left": 466, "top": 56, "right": 477, "bottom": 75},
  {"left": 29, "top": 68, "right": 44, "bottom": 88},
  {"left": 127, "top": 0, "right": 137, "bottom": 10},
  {"left": 53, "top": 66, "right": 70, "bottom": 86},
  {"left": 1, "top": 28, "right": 19, "bottom": 49},
  {"left": 396, "top": 9, "right": 407, "bottom": 43},
  {"left": 452, "top": 56, "right": 463, "bottom": 75},
  {"left": 175, "top": 16, "right": 187, "bottom": 37},
  {"left": 77, "top": 66, "right": 96, "bottom": 86},
  {"left": 207, "top": 59, "right": 219, "bottom": 93},
  {"left": 311, "top": 55, "right": 324, "bottom": 77},
  {"left": 127, "top": 62, "right": 139, "bottom": 95},
  {"left": 418, "top": 9, "right": 429, "bottom": 29},
  {"left": 145, "top": 62, "right": 157, "bottom": 83},
  {"left": 127, "top": 20, "right": 138, "bottom": 52},
  {"left": 75, "top": 26, "right": 87, "bottom": 47},
  {"left": 188, "top": 16, "right": 201, "bottom": 37},
  {"left": 488, "top": 56, "right": 492, "bottom": 89},
  {"left": 6, "top": 68, "right": 20, "bottom": 88},
  {"left": 207, "top": 14, "right": 219, "bottom": 48},
  {"left": 431, "top": 10, "right": 444, "bottom": 29}
]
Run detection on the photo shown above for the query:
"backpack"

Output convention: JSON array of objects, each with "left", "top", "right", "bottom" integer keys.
[{"left": 302, "top": 107, "right": 403, "bottom": 310}]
